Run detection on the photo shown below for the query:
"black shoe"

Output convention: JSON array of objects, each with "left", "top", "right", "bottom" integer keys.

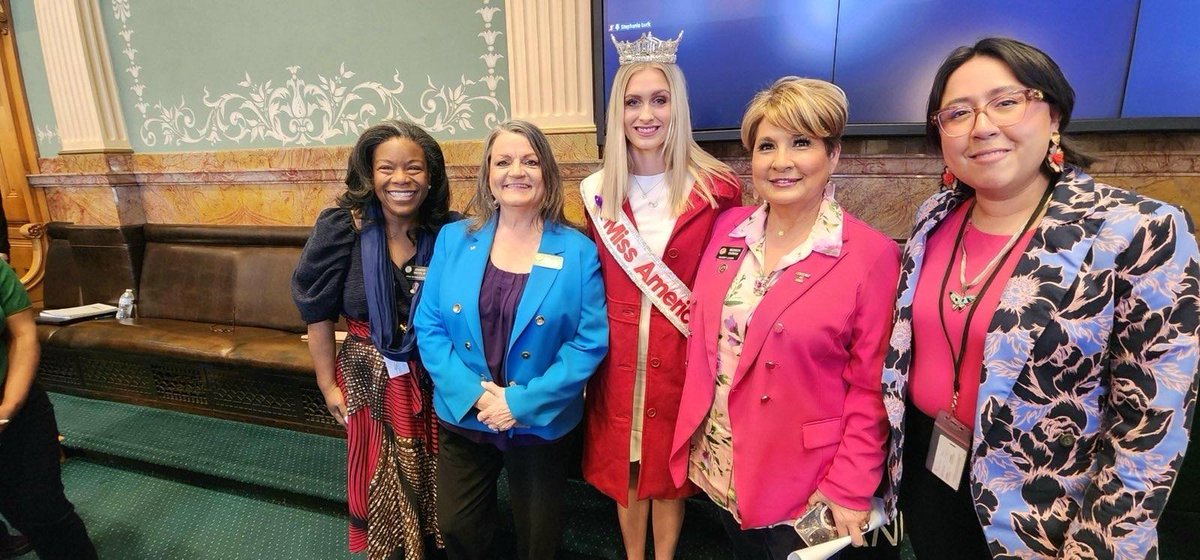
[{"left": 0, "top": 532, "right": 33, "bottom": 559}]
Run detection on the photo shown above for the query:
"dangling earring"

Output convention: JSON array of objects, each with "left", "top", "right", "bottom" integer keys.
[
  {"left": 941, "top": 166, "right": 957, "bottom": 188},
  {"left": 1047, "top": 131, "right": 1064, "bottom": 173}
]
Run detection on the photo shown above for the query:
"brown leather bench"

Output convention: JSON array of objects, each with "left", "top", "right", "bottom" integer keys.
[{"left": 37, "top": 224, "right": 340, "bottom": 435}]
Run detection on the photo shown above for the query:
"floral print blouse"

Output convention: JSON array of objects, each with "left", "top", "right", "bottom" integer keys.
[{"left": 688, "top": 184, "right": 844, "bottom": 524}]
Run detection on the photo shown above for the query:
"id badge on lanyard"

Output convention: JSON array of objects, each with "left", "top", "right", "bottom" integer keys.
[
  {"left": 924, "top": 189, "right": 1049, "bottom": 492},
  {"left": 927, "top": 204, "right": 981, "bottom": 491},
  {"left": 925, "top": 409, "right": 970, "bottom": 490}
]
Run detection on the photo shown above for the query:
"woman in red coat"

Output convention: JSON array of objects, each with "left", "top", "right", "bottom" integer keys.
[{"left": 581, "top": 31, "right": 740, "bottom": 560}]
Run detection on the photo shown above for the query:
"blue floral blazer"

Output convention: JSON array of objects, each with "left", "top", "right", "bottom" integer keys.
[{"left": 881, "top": 167, "right": 1200, "bottom": 558}]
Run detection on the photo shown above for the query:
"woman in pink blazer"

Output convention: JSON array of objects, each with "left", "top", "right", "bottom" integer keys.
[{"left": 670, "top": 77, "right": 900, "bottom": 558}]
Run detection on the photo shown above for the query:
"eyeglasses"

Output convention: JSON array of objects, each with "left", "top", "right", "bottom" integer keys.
[{"left": 931, "top": 88, "right": 1045, "bottom": 138}]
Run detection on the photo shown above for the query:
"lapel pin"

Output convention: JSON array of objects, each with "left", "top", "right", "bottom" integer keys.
[
  {"left": 795, "top": 272, "right": 810, "bottom": 283},
  {"left": 718, "top": 264, "right": 727, "bottom": 273}
]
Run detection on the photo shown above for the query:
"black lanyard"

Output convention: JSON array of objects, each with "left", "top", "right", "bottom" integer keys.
[{"left": 934, "top": 186, "right": 1053, "bottom": 415}]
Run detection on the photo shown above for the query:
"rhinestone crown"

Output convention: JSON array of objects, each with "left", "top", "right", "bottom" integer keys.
[{"left": 611, "top": 30, "right": 683, "bottom": 65}]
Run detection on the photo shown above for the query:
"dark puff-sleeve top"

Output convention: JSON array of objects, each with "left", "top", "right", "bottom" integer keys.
[{"left": 291, "top": 207, "right": 370, "bottom": 324}]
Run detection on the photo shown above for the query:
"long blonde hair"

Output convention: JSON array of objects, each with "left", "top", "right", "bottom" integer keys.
[{"left": 599, "top": 62, "right": 735, "bottom": 221}]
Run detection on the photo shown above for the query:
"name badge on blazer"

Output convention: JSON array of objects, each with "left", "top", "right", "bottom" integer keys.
[
  {"left": 403, "top": 265, "right": 428, "bottom": 282},
  {"left": 716, "top": 246, "right": 744, "bottom": 260},
  {"left": 533, "top": 253, "right": 564, "bottom": 270}
]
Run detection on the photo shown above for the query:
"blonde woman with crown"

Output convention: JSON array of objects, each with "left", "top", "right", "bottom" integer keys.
[{"left": 580, "top": 31, "right": 741, "bottom": 560}]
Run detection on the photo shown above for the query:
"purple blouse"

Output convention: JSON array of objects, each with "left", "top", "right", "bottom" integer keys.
[
  {"left": 480, "top": 259, "right": 529, "bottom": 386},
  {"left": 443, "top": 259, "right": 551, "bottom": 449}
]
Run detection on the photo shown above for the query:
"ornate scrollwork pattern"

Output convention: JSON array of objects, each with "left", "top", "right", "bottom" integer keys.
[
  {"left": 20, "top": 222, "right": 46, "bottom": 239},
  {"left": 112, "top": 0, "right": 508, "bottom": 148}
]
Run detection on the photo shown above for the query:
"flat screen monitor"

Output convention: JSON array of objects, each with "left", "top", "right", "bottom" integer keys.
[{"left": 596, "top": 0, "right": 1200, "bottom": 141}]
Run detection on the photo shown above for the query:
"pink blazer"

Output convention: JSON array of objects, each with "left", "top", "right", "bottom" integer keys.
[{"left": 669, "top": 205, "right": 900, "bottom": 529}]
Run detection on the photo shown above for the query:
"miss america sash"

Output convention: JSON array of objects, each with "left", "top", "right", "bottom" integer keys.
[{"left": 583, "top": 188, "right": 692, "bottom": 335}]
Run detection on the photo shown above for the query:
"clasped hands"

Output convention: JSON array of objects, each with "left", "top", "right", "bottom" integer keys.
[{"left": 475, "top": 381, "right": 516, "bottom": 432}]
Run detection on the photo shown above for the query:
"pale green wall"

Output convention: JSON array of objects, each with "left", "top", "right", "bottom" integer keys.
[
  {"left": 12, "top": 1, "right": 60, "bottom": 157},
  {"left": 16, "top": 0, "right": 510, "bottom": 153}
]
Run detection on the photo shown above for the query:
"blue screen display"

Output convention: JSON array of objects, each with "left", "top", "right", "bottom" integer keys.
[
  {"left": 1123, "top": 0, "right": 1200, "bottom": 117},
  {"left": 605, "top": 1, "right": 838, "bottom": 131},
  {"left": 600, "top": 0, "right": 1199, "bottom": 133},
  {"left": 834, "top": 0, "right": 1137, "bottom": 123}
]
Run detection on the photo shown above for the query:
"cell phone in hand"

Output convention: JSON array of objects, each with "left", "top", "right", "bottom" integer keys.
[{"left": 793, "top": 503, "right": 839, "bottom": 546}]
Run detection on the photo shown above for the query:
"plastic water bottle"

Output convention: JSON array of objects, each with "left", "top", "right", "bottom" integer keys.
[{"left": 116, "top": 289, "right": 135, "bottom": 319}]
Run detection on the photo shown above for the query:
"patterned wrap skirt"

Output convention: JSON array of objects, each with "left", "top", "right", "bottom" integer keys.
[{"left": 336, "top": 318, "right": 441, "bottom": 559}]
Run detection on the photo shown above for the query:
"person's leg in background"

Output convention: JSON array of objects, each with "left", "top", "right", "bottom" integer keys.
[
  {"left": 0, "top": 386, "right": 97, "bottom": 560},
  {"left": 0, "top": 518, "right": 33, "bottom": 559}
]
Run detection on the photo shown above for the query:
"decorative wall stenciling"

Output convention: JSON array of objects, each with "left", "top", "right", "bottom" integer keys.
[
  {"left": 135, "top": 65, "right": 506, "bottom": 147},
  {"left": 99, "top": 0, "right": 510, "bottom": 151},
  {"left": 11, "top": 1, "right": 61, "bottom": 156},
  {"left": 36, "top": 126, "right": 60, "bottom": 149}
]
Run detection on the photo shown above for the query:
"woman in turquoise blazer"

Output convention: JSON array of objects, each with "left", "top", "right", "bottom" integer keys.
[{"left": 414, "top": 120, "right": 608, "bottom": 560}]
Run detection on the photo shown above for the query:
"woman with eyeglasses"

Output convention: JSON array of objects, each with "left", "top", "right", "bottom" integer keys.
[{"left": 880, "top": 37, "right": 1200, "bottom": 558}]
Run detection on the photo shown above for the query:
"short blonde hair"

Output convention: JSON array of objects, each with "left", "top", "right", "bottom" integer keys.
[{"left": 741, "top": 77, "right": 848, "bottom": 156}]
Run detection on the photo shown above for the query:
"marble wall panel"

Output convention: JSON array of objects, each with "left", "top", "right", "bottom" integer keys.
[
  {"left": 44, "top": 186, "right": 122, "bottom": 225},
  {"left": 38, "top": 153, "right": 127, "bottom": 174},
  {"left": 1094, "top": 175, "right": 1200, "bottom": 220},
  {"left": 563, "top": 179, "right": 586, "bottom": 226},
  {"left": 835, "top": 176, "right": 942, "bottom": 240},
  {"left": 140, "top": 183, "right": 343, "bottom": 225},
  {"left": 130, "top": 147, "right": 349, "bottom": 173},
  {"left": 29, "top": 132, "right": 1200, "bottom": 231}
]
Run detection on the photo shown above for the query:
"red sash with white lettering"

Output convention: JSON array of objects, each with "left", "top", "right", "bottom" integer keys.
[{"left": 583, "top": 191, "right": 692, "bottom": 335}]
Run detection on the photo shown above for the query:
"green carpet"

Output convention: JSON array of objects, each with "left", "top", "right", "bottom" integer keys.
[
  {"left": 48, "top": 392, "right": 345, "bottom": 503},
  {"left": 43, "top": 392, "right": 858, "bottom": 558},
  {"left": 59, "top": 458, "right": 353, "bottom": 559}
]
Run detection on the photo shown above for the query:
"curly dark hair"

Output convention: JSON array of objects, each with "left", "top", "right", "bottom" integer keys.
[
  {"left": 337, "top": 119, "right": 452, "bottom": 237},
  {"left": 925, "top": 37, "right": 1096, "bottom": 173}
]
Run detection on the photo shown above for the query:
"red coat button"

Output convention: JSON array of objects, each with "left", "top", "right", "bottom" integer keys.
[
  {"left": 650, "top": 358, "right": 661, "bottom": 368},
  {"left": 667, "top": 248, "right": 679, "bottom": 259},
  {"left": 647, "top": 408, "right": 657, "bottom": 418}
]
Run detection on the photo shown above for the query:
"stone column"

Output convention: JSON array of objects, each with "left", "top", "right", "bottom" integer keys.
[
  {"left": 34, "top": 0, "right": 130, "bottom": 153},
  {"left": 504, "top": 0, "right": 594, "bottom": 133}
]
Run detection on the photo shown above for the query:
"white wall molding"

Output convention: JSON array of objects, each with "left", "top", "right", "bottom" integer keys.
[
  {"left": 34, "top": 0, "right": 130, "bottom": 153},
  {"left": 505, "top": 0, "right": 594, "bottom": 133}
]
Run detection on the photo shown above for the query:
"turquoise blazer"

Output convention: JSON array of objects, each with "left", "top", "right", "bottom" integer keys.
[{"left": 414, "top": 217, "right": 608, "bottom": 441}]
